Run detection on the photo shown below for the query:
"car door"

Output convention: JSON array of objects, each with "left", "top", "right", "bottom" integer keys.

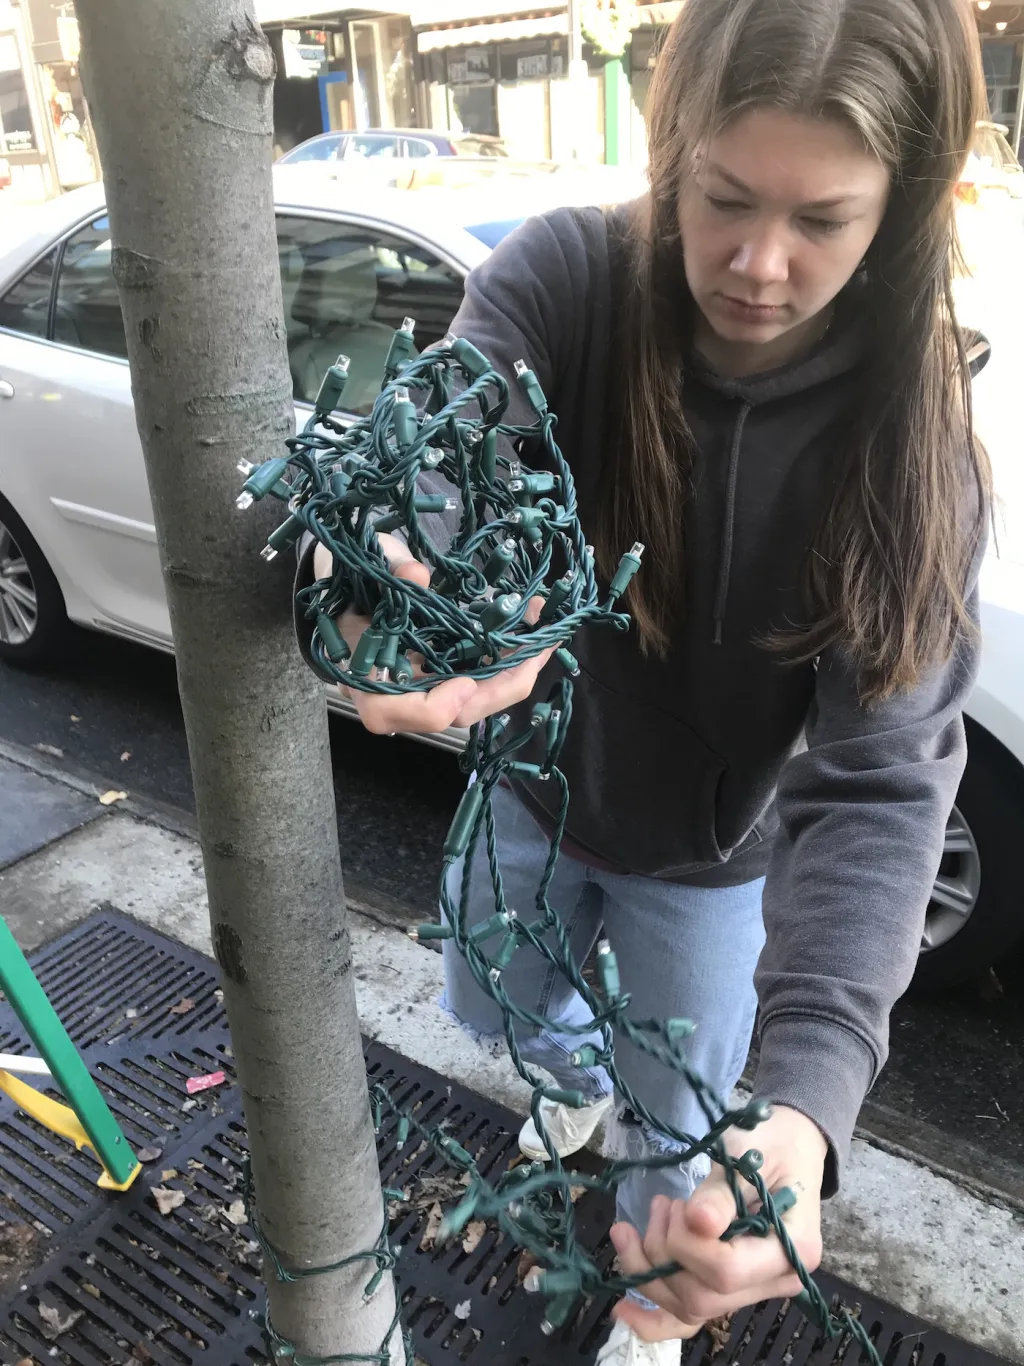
[
  {"left": 0, "top": 216, "right": 169, "bottom": 644},
  {"left": 0, "top": 208, "right": 467, "bottom": 650},
  {"left": 275, "top": 211, "right": 466, "bottom": 417}
]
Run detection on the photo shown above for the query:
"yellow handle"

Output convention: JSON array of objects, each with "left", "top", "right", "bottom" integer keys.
[{"left": 0, "top": 1070, "right": 140, "bottom": 1191}]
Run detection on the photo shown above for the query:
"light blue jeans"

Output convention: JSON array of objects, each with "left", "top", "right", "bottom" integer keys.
[{"left": 441, "top": 783, "right": 766, "bottom": 1236}]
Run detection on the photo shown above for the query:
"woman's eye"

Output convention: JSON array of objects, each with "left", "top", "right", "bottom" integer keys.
[
  {"left": 705, "top": 194, "right": 749, "bottom": 213},
  {"left": 802, "top": 216, "right": 847, "bottom": 235}
]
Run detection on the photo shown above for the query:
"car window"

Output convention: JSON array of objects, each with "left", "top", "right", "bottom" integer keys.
[
  {"left": 403, "top": 138, "right": 436, "bottom": 158},
  {"left": 0, "top": 247, "right": 58, "bottom": 338},
  {"left": 347, "top": 134, "right": 398, "bottom": 159},
  {"left": 281, "top": 135, "right": 345, "bottom": 164},
  {"left": 52, "top": 216, "right": 127, "bottom": 359},
  {"left": 276, "top": 214, "right": 464, "bottom": 415}
]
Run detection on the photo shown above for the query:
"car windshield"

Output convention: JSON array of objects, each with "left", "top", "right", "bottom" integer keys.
[{"left": 464, "top": 218, "right": 525, "bottom": 248}]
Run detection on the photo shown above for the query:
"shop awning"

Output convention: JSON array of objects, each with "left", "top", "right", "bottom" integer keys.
[
  {"left": 410, "top": 0, "right": 564, "bottom": 27},
  {"left": 255, "top": 1, "right": 414, "bottom": 23},
  {"left": 416, "top": 10, "right": 568, "bottom": 50}
]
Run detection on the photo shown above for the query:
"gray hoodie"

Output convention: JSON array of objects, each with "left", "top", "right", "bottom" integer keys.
[{"left": 296, "top": 206, "right": 981, "bottom": 1191}]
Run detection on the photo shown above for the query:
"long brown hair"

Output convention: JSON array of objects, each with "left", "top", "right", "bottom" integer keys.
[{"left": 598, "top": 0, "right": 990, "bottom": 702}]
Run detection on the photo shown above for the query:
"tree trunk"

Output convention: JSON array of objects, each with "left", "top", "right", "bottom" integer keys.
[{"left": 75, "top": 3, "right": 402, "bottom": 1360}]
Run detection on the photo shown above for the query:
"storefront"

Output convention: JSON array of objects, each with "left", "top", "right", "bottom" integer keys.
[
  {"left": 0, "top": 0, "right": 99, "bottom": 201},
  {"left": 413, "top": 2, "right": 620, "bottom": 162},
  {"left": 255, "top": 2, "right": 420, "bottom": 157}
]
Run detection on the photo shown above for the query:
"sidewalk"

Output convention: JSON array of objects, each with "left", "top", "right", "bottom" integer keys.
[{"left": 0, "top": 739, "right": 1021, "bottom": 1363}]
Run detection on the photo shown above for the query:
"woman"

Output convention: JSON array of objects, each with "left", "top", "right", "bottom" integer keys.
[{"left": 305, "top": 0, "right": 989, "bottom": 1361}]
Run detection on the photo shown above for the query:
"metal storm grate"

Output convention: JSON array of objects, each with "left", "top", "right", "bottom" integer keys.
[{"left": 0, "top": 911, "right": 1007, "bottom": 1366}]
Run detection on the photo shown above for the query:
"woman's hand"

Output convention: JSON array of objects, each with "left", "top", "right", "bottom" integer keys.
[
  {"left": 313, "top": 537, "right": 555, "bottom": 735},
  {"left": 610, "top": 1106, "right": 827, "bottom": 1343}
]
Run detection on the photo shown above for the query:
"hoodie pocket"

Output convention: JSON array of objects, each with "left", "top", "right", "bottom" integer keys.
[{"left": 552, "top": 663, "right": 735, "bottom": 878}]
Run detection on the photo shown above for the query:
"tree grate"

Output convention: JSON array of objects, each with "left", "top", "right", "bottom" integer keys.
[{"left": 0, "top": 910, "right": 1006, "bottom": 1366}]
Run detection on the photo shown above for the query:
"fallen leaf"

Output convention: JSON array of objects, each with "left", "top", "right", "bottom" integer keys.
[
  {"left": 81, "top": 1282, "right": 100, "bottom": 1299},
  {"left": 187, "top": 1159, "right": 205, "bottom": 1171},
  {"left": 70, "top": 715, "right": 80, "bottom": 723},
  {"left": 419, "top": 1203, "right": 443, "bottom": 1251},
  {"left": 131, "top": 1344, "right": 153, "bottom": 1364},
  {"left": 33, "top": 744, "right": 64, "bottom": 760},
  {"left": 99, "top": 790, "right": 128, "bottom": 806},
  {"left": 160, "top": 1169, "right": 178, "bottom": 1182},
  {"left": 223, "top": 1199, "right": 247, "bottom": 1227},
  {"left": 168, "top": 998, "right": 195, "bottom": 1016},
  {"left": 120, "top": 751, "right": 131, "bottom": 762},
  {"left": 516, "top": 1250, "right": 540, "bottom": 1285},
  {"left": 486, "top": 1276, "right": 498, "bottom": 1291},
  {"left": 214, "top": 989, "right": 224, "bottom": 1005},
  {"left": 136, "top": 1147, "right": 162, "bottom": 1164},
  {"left": 150, "top": 1186, "right": 186, "bottom": 1215},
  {"left": 569, "top": 1185, "right": 587, "bottom": 1204},
  {"left": 186, "top": 1070, "right": 226, "bottom": 1095},
  {"left": 705, "top": 1314, "right": 734, "bottom": 1357},
  {"left": 181, "top": 1099, "right": 197, "bottom": 1112},
  {"left": 38, "top": 1302, "right": 83, "bottom": 1340},
  {"left": 453, "top": 1299, "right": 471, "bottom": 1321},
  {"left": 461, "top": 1220, "right": 486, "bottom": 1254}
]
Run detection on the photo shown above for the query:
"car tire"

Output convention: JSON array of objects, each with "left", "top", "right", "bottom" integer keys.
[
  {"left": 0, "top": 494, "right": 70, "bottom": 667},
  {"left": 914, "top": 720, "right": 1024, "bottom": 989}
]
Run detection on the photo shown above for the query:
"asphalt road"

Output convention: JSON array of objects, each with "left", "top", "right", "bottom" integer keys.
[{"left": 1, "top": 630, "right": 1021, "bottom": 1205}]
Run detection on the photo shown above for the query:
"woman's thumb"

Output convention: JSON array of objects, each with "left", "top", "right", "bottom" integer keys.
[
  {"left": 684, "top": 1168, "right": 737, "bottom": 1239},
  {"left": 393, "top": 556, "right": 431, "bottom": 590}
]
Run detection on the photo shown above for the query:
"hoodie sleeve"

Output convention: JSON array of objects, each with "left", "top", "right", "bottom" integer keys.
[{"left": 752, "top": 545, "right": 985, "bottom": 1194}]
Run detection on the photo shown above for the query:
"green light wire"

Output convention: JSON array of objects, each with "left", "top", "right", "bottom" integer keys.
[{"left": 236, "top": 328, "right": 884, "bottom": 1366}]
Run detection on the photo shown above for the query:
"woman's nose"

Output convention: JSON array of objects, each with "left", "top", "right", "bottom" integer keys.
[{"left": 729, "top": 230, "right": 789, "bottom": 286}]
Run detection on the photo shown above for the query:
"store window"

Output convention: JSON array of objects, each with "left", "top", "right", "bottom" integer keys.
[
  {"left": 447, "top": 47, "right": 498, "bottom": 137},
  {"left": 981, "top": 39, "right": 1022, "bottom": 128},
  {"left": 0, "top": 33, "right": 36, "bottom": 153}
]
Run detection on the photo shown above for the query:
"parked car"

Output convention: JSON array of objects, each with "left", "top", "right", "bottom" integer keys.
[
  {"left": 0, "top": 172, "right": 1021, "bottom": 986},
  {"left": 277, "top": 128, "right": 507, "bottom": 166}
]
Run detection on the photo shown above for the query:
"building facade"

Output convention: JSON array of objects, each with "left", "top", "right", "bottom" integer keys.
[{"left": 0, "top": 0, "right": 98, "bottom": 202}]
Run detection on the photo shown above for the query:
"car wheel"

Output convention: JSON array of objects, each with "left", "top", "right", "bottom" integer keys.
[
  {"left": 914, "top": 722, "right": 1024, "bottom": 988},
  {"left": 0, "top": 495, "right": 70, "bottom": 667}
]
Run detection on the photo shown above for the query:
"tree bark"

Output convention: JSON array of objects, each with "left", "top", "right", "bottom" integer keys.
[{"left": 75, "top": 3, "right": 402, "bottom": 1360}]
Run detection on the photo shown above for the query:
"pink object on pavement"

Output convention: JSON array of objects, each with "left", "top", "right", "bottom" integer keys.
[{"left": 186, "top": 1070, "right": 227, "bottom": 1095}]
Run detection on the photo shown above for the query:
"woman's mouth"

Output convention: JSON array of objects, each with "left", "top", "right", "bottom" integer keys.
[{"left": 718, "top": 295, "right": 786, "bottom": 324}]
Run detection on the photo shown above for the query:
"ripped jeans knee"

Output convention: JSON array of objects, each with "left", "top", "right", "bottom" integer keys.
[{"left": 603, "top": 1099, "right": 712, "bottom": 1240}]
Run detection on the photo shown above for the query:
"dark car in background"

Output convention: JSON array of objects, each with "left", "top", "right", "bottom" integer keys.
[{"left": 277, "top": 129, "right": 507, "bottom": 165}]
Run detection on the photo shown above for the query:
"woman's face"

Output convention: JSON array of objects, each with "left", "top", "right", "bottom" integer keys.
[{"left": 678, "top": 108, "right": 890, "bottom": 362}]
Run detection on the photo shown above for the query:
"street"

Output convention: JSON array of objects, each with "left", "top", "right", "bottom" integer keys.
[{"left": 2, "top": 631, "right": 1022, "bottom": 1210}]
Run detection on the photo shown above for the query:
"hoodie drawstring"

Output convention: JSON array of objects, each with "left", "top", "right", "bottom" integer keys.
[{"left": 712, "top": 400, "right": 752, "bottom": 645}]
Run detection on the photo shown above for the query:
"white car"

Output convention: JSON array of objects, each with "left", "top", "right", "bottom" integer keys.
[{"left": 0, "top": 172, "right": 1021, "bottom": 987}]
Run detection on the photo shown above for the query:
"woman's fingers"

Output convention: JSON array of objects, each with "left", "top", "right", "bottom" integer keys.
[
  {"left": 609, "top": 1218, "right": 702, "bottom": 1343},
  {"left": 453, "top": 647, "right": 556, "bottom": 727},
  {"left": 612, "top": 1298, "right": 702, "bottom": 1344},
  {"left": 346, "top": 676, "right": 480, "bottom": 735}
]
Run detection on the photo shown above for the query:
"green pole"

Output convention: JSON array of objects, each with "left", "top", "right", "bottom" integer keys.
[
  {"left": 0, "top": 916, "right": 139, "bottom": 1188},
  {"left": 603, "top": 55, "right": 628, "bottom": 165}
]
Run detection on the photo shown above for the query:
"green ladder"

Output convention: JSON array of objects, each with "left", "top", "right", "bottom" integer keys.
[{"left": 0, "top": 916, "right": 139, "bottom": 1190}]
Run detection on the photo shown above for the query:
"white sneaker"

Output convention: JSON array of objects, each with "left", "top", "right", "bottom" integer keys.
[
  {"left": 518, "top": 1093, "right": 613, "bottom": 1160},
  {"left": 595, "top": 1319, "right": 682, "bottom": 1365}
]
